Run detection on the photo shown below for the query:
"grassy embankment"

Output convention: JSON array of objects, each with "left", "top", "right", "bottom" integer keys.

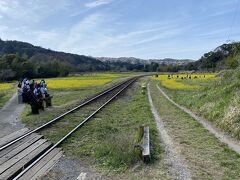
[
  {"left": 149, "top": 80, "right": 240, "bottom": 179},
  {"left": 0, "top": 82, "right": 15, "bottom": 108},
  {"left": 22, "top": 74, "right": 169, "bottom": 179},
  {"left": 153, "top": 69, "right": 240, "bottom": 139}
]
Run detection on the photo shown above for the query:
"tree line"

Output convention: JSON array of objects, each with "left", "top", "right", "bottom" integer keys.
[
  {"left": 0, "top": 53, "right": 165, "bottom": 81},
  {"left": 0, "top": 39, "right": 239, "bottom": 81},
  {"left": 0, "top": 53, "right": 70, "bottom": 81}
]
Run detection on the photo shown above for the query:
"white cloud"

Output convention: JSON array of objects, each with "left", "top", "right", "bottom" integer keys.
[
  {"left": 59, "top": 13, "right": 107, "bottom": 52},
  {"left": 34, "top": 31, "right": 58, "bottom": 40},
  {"left": 0, "top": 0, "right": 237, "bottom": 59},
  {"left": 0, "top": 0, "right": 12, "bottom": 13},
  {"left": 0, "top": 0, "right": 69, "bottom": 24},
  {"left": 209, "top": 8, "right": 234, "bottom": 17},
  {"left": 0, "top": 25, "right": 8, "bottom": 33},
  {"left": 33, "top": 30, "right": 60, "bottom": 45},
  {"left": 57, "top": 11, "right": 191, "bottom": 58},
  {"left": 85, "top": 0, "right": 112, "bottom": 8},
  {"left": 196, "top": 29, "right": 228, "bottom": 39}
]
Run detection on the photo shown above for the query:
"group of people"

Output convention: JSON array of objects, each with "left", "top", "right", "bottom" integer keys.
[
  {"left": 167, "top": 74, "right": 206, "bottom": 80},
  {"left": 17, "top": 78, "right": 49, "bottom": 110}
]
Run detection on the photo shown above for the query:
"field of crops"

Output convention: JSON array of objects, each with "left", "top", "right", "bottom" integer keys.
[
  {"left": 0, "top": 82, "right": 15, "bottom": 108},
  {"left": 0, "top": 73, "right": 136, "bottom": 92},
  {"left": 0, "top": 82, "right": 15, "bottom": 91},
  {"left": 0, "top": 73, "right": 136, "bottom": 108},
  {"left": 46, "top": 73, "right": 136, "bottom": 89},
  {"left": 152, "top": 73, "right": 217, "bottom": 90}
]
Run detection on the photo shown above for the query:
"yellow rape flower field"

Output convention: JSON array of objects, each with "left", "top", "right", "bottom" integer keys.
[
  {"left": 0, "top": 73, "right": 136, "bottom": 107},
  {"left": 0, "top": 82, "right": 15, "bottom": 90},
  {"left": 0, "top": 82, "right": 15, "bottom": 108},
  {"left": 47, "top": 79, "right": 112, "bottom": 89},
  {"left": 46, "top": 73, "right": 136, "bottom": 89},
  {"left": 0, "top": 73, "right": 136, "bottom": 91},
  {"left": 152, "top": 73, "right": 217, "bottom": 90}
]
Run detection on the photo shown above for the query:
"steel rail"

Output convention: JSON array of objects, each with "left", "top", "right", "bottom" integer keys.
[
  {"left": 13, "top": 77, "right": 137, "bottom": 180},
  {"left": 0, "top": 77, "right": 135, "bottom": 151}
]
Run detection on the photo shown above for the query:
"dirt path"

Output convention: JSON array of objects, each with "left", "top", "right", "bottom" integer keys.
[
  {"left": 0, "top": 93, "right": 25, "bottom": 138},
  {"left": 41, "top": 156, "right": 105, "bottom": 180},
  {"left": 156, "top": 84, "right": 240, "bottom": 154},
  {"left": 147, "top": 84, "right": 192, "bottom": 180}
]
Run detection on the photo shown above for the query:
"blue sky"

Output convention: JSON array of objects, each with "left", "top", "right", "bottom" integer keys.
[{"left": 0, "top": 0, "right": 240, "bottom": 59}]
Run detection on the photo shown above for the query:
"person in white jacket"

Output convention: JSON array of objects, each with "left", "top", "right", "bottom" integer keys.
[{"left": 17, "top": 83, "right": 23, "bottom": 104}]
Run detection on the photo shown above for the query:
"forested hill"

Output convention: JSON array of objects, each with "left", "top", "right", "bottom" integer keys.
[
  {"left": 185, "top": 42, "right": 240, "bottom": 71},
  {"left": 97, "top": 42, "right": 240, "bottom": 72},
  {"left": 97, "top": 57, "right": 194, "bottom": 65},
  {"left": 0, "top": 39, "right": 104, "bottom": 72},
  {"left": 1, "top": 38, "right": 239, "bottom": 81},
  {"left": 0, "top": 39, "right": 195, "bottom": 81}
]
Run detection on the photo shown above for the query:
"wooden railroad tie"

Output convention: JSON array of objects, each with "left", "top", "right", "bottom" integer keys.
[
  {"left": 135, "top": 126, "right": 151, "bottom": 163},
  {"left": 0, "top": 128, "right": 62, "bottom": 179}
]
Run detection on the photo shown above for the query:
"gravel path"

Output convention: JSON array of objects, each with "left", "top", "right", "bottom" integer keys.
[
  {"left": 41, "top": 156, "right": 105, "bottom": 180},
  {"left": 0, "top": 93, "right": 25, "bottom": 138},
  {"left": 148, "top": 84, "right": 192, "bottom": 180},
  {"left": 156, "top": 84, "right": 240, "bottom": 154}
]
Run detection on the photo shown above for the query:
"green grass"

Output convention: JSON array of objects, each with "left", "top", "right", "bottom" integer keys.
[
  {"left": 0, "top": 89, "right": 15, "bottom": 108},
  {"left": 21, "top": 78, "right": 124, "bottom": 128},
  {"left": 149, "top": 80, "right": 240, "bottom": 179},
  {"left": 158, "top": 68, "right": 240, "bottom": 139},
  {"left": 22, "top": 77, "right": 170, "bottom": 179},
  {"left": 59, "top": 78, "right": 169, "bottom": 179}
]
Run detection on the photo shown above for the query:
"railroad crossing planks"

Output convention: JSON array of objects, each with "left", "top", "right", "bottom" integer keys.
[
  {"left": 0, "top": 129, "right": 63, "bottom": 179},
  {"left": 0, "top": 133, "right": 41, "bottom": 158},
  {"left": 0, "top": 133, "right": 43, "bottom": 164},
  {"left": 19, "top": 148, "right": 63, "bottom": 180},
  {"left": 0, "top": 128, "right": 29, "bottom": 147},
  {"left": 0, "top": 141, "right": 51, "bottom": 179},
  {"left": 0, "top": 139, "right": 48, "bottom": 174}
]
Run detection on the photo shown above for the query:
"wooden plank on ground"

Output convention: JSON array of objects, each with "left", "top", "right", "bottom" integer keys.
[
  {"left": 0, "top": 134, "right": 43, "bottom": 165},
  {"left": 19, "top": 148, "right": 62, "bottom": 180},
  {"left": 0, "top": 133, "right": 42, "bottom": 158},
  {"left": 32, "top": 151, "right": 62, "bottom": 180},
  {"left": 142, "top": 127, "right": 150, "bottom": 163},
  {"left": 0, "top": 128, "right": 29, "bottom": 147},
  {"left": 0, "top": 141, "right": 51, "bottom": 180},
  {"left": 0, "top": 139, "right": 47, "bottom": 174}
]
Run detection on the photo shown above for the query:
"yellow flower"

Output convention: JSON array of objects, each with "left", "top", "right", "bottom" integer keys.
[
  {"left": 152, "top": 73, "right": 217, "bottom": 90},
  {"left": 46, "top": 73, "right": 136, "bottom": 89},
  {"left": 47, "top": 79, "right": 112, "bottom": 89},
  {"left": 0, "top": 83, "right": 15, "bottom": 91}
]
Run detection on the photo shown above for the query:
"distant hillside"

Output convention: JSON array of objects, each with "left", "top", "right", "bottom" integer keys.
[
  {"left": 1, "top": 38, "right": 237, "bottom": 81},
  {"left": 149, "top": 58, "right": 194, "bottom": 65},
  {"left": 96, "top": 57, "right": 195, "bottom": 72},
  {"left": 97, "top": 57, "right": 194, "bottom": 65},
  {"left": 186, "top": 42, "right": 240, "bottom": 71},
  {"left": 1, "top": 39, "right": 193, "bottom": 75},
  {"left": 96, "top": 42, "right": 240, "bottom": 72},
  {"left": 0, "top": 39, "right": 105, "bottom": 72},
  {"left": 0, "top": 39, "right": 178, "bottom": 79}
]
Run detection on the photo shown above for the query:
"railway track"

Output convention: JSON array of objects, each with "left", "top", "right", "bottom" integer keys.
[{"left": 0, "top": 76, "right": 139, "bottom": 180}]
